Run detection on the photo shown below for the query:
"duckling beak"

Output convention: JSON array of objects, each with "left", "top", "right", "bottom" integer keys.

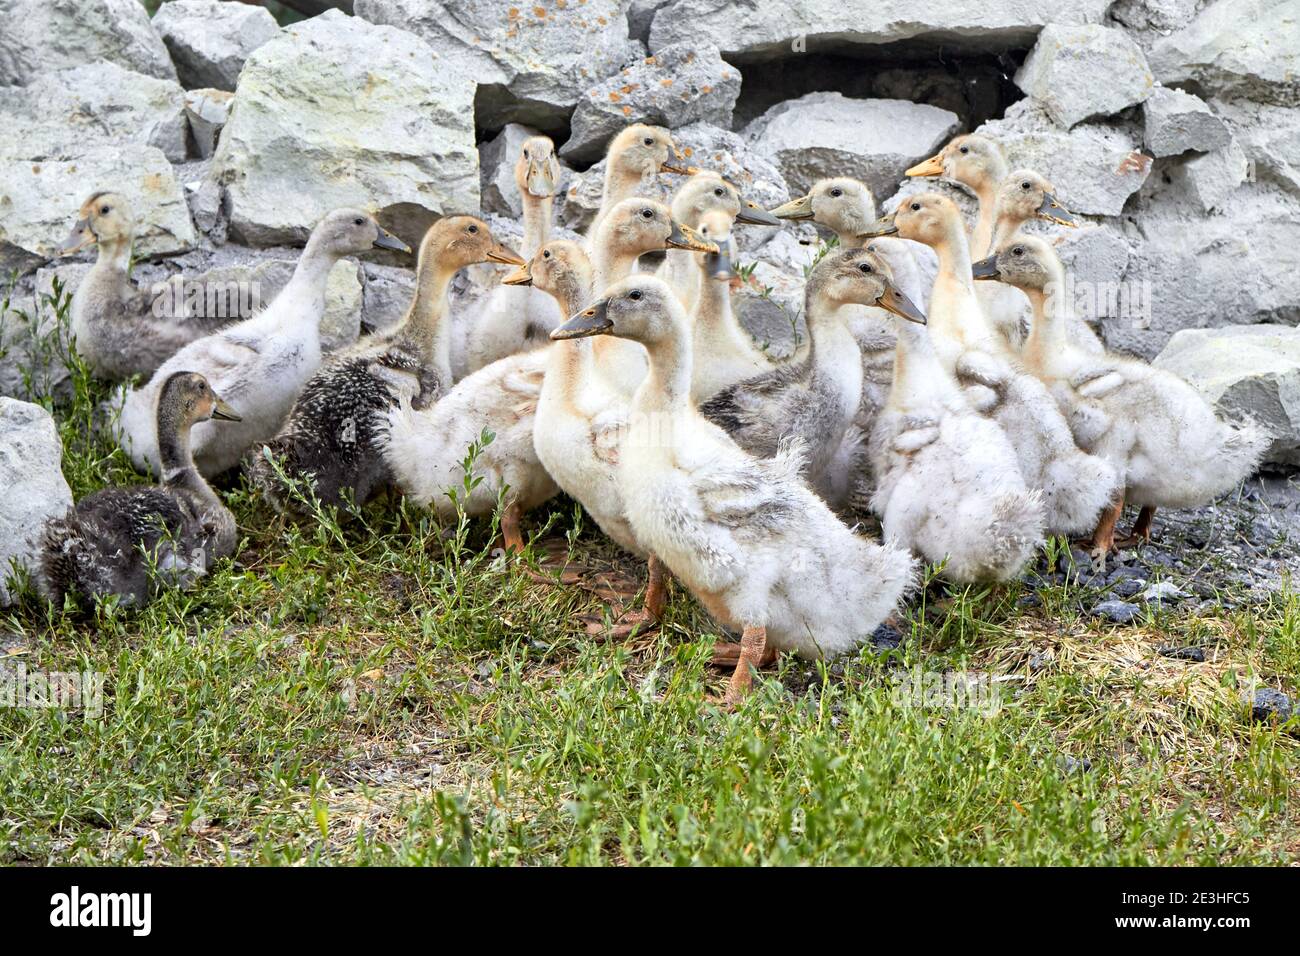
[
  {"left": 526, "top": 156, "right": 559, "bottom": 198},
  {"left": 768, "top": 194, "right": 814, "bottom": 221},
  {"left": 906, "top": 154, "right": 944, "bottom": 177},
  {"left": 211, "top": 397, "right": 242, "bottom": 422},
  {"left": 502, "top": 262, "right": 533, "bottom": 286},
  {"left": 706, "top": 238, "right": 736, "bottom": 280},
  {"left": 660, "top": 146, "right": 693, "bottom": 175},
  {"left": 1036, "top": 192, "right": 1078, "bottom": 227},
  {"left": 735, "top": 199, "right": 782, "bottom": 226},
  {"left": 878, "top": 284, "right": 927, "bottom": 325},
  {"left": 857, "top": 214, "right": 898, "bottom": 239},
  {"left": 666, "top": 220, "right": 719, "bottom": 253},
  {"left": 487, "top": 242, "right": 527, "bottom": 266},
  {"left": 372, "top": 228, "right": 410, "bottom": 253},
  {"left": 551, "top": 300, "right": 613, "bottom": 340},
  {"left": 971, "top": 255, "right": 1001, "bottom": 280},
  {"left": 59, "top": 219, "right": 96, "bottom": 255}
]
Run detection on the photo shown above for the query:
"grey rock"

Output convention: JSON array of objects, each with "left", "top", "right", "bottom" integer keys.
[
  {"left": 647, "top": 0, "right": 1112, "bottom": 57},
  {"left": 1143, "top": 86, "right": 1232, "bottom": 157},
  {"left": 0, "top": 399, "right": 73, "bottom": 605},
  {"left": 1014, "top": 24, "right": 1154, "bottom": 129},
  {"left": 561, "top": 43, "right": 741, "bottom": 163},
  {"left": 212, "top": 10, "right": 478, "bottom": 248},
  {"left": 1057, "top": 755, "right": 1093, "bottom": 774},
  {"left": 745, "top": 92, "right": 959, "bottom": 199},
  {"left": 361, "top": 263, "right": 416, "bottom": 334},
  {"left": 1209, "top": 98, "right": 1300, "bottom": 197},
  {"left": 354, "top": 0, "right": 639, "bottom": 129},
  {"left": 0, "top": 145, "right": 197, "bottom": 277},
  {"left": 1149, "top": 0, "right": 1300, "bottom": 107},
  {"left": 1249, "top": 688, "right": 1292, "bottom": 723},
  {"left": 1152, "top": 325, "right": 1300, "bottom": 469},
  {"left": 1169, "top": 140, "right": 1250, "bottom": 212},
  {"left": 1141, "top": 581, "right": 1188, "bottom": 604},
  {"left": 1111, "top": 576, "right": 1146, "bottom": 599},
  {"left": 1108, "top": 0, "right": 1202, "bottom": 49},
  {"left": 1054, "top": 225, "right": 1131, "bottom": 339},
  {"left": 1093, "top": 599, "right": 1141, "bottom": 624},
  {"left": 0, "top": 297, "right": 74, "bottom": 403},
  {"left": 0, "top": 0, "right": 177, "bottom": 85},
  {"left": 152, "top": 0, "right": 279, "bottom": 91},
  {"left": 479, "top": 123, "right": 573, "bottom": 219},
  {"left": 1159, "top": 645, "right": 1206, "bottom": 662},
  {"left": 628, "top": 0, "right": 672, "bottom": 44},
  {"left": 183, "top": 88, "right": 234, "bottom": 160},
  {"left": 0, "top": 61, "right": 189, "bottom": 163}
]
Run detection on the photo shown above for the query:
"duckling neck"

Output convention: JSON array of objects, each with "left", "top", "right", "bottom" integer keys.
[
  {"left": 890, "top": 319, "right": 959, "bottom": 410},
  {"left": 694, "top": 267, "right": 732, "bottom": 332},
  {"left": 285, "top": 231, "right": 342, "bottom": 321},
  {"left": 93, "top": 235, "right": 132, "bottom": 275},
  {"left": 157, "top": 417, "right": 221, "bottom": 507},
  {"left": 591, "top": 237, "right": 642, "bottom": 292},
  {"left": 637, "top": 333, "right": 694, "bottom": 417},
  {"left": 397, "top": 264, "right": 456, "bottom": 378},
  {"left": 521, "top": 192, "right": 553, "bottom": 259},
  {"left": 989, "top": 209, "right": 1026, "bottom": 253},
  {"left": 546, "top": 279, "right": 598, "bottom": 406},
  {"left": 1021, "top": 265, "right": 1071, "bottom": 366},
  {"left": 926, "top": 224, "right": 993, "bottom": 351},
  {"left": 971, "top": 173, "right": 1007, "bottom": 257}
]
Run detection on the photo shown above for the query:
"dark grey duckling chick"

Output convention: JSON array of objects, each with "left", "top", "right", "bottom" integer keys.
[{"left": 40, "top": 372, "right": 240, "bottom": 608}]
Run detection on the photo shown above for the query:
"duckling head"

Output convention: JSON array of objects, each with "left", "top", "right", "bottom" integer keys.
[
  {"left": 157, "top": 370, "right": 241, "bottom": 434},
  {"left": 551, "top": 275, "right": 684, "bottom": 347},
  {"left": 607, "top": 124, "right": 689, "bottom": 182},
  {"left": 972, "top": 235, "right": 1063, "bottom": 293},
  {"left": 60, "top": 192, "right": 133, "bottom": 255},
  {"left": 313, "top": 208, "right": 410, "bottom": 257},
  {"left": 806, "top": 247, "right": 926, "bottom": 324},
  {"left": 515, "top": 135, "right": 561, "bottom": 198},
  {"left": 669, "top": 172, "right": 780, "bottom": 228},
  {"left": 906, "top": 134, "right": 1007, "bottom": 189},
  {"left": 995, "top": 170, "right": 1078, "bottom": 229},
  {"left": 770, "top": 178, "right": 874, "bottom": 235},
  {"left": 696, "top": 208, "right": 737, "bottom": 281},
  {"left": 866, "top": 192, "right": 962, "bottom": 247},
  {"left": 602, "top": 198, "right": 719, "bottom": 259},
  {"left": 419, "top": 215, "right": 525, "bottom": 271},
  {"left": 503, "top": 239, "right": 593, "bottom": 309}
]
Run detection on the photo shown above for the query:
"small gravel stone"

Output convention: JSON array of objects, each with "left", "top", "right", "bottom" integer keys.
[
  {"left": 1111, "top": 577, "right": 1146, "bottom": 599},
  {"left": 1159, "top": 645, "right": 1206, "bottom": 662},
  {"left": 1093, "top": 599, "right": 1141, "bottom": 624},
  {"left": 1058, "top": 756, "right": 1093, "bottom": 774},
  {"left": 1017, "top": 593, "right": 1043, "bottom": 609},
  {"left": 1250, "top": 689, "right": 1292, "bottom": 724},
  {"left": 1141, "top": 581, "right": 1189, "bottom": 604}
]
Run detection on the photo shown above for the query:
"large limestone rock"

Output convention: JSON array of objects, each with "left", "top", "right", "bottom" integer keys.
[
  {"left": 1210, "top": 98, "right": 1300, "bottom": 196},
  {"left": 977, "top": 101, "right": 1152, "bottom": 216},
  {"left": 647, "top": 0, "right": 1111, "bottom": 56},
  {"left": 212, "top": 10, "right": 479, "bottom": 247},
  {"left": 152, "top": 0, "right": 280, "bottom": 92},
  {"left": 0, "top": 145, "right": 197, "bottom": 276},
  {"left": 1014, "top": 24, "right": 1154, "bottom": 128},
  {"left": 1153, "top": 325, "right": 1300, "bottom": 468},
  {"left": 744, "top": 92, "right": 958, "bottom": 199},
  {"left": 1143, "top": 86, "right": 1232, "bottom": 157},
  {"left": 354, "top": 0, "right": 640, "bottom": 129},
  {"left": 1149, "top": 0, "right": 1300, "bottom": 107},
  {"left": 0, "top": 61, "right": 189, "bottom": 163},
  {"left": 0, "top": 399, "right": 73, "bottom": 605},
  {"left": 1169, "top": 141, "right": 1249, "bottom": 212},
  {"left": 0, "top": 0, "right": 177, "bottom": 85},
  {"left": 561, "top": 43, "right": 742, "bottom": 162},
  {"left": 184, "top": 88, "right": 234, "bottom": 160}
]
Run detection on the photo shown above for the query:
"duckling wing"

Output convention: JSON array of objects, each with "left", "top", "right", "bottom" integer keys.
[
  {"left": 689, "top": 438, "right": 805, "bottom": 532},
  {"left": 699, "top": 362, "right": 809, "bottom": 459}
]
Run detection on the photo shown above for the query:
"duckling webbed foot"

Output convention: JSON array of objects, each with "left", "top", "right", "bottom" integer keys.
[
  {"left": 1075, "top": 491, "right": 1126, "bottom": 570},
  {"left": 1114, "top": 505, "right": 1155, "bottom": 548},
  {"left": 644, "top": 554, "right": 669, "bottom": 621},
  {"left": 500, "top": 502, "right": 524, "bottom": 553},
  {"left": 711, "top": 626, "right": 771, "bottom": 706}
]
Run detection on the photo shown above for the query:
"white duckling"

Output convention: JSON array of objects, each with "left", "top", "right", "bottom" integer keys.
[
  {"left": 453, "top": 135, "right": 564, "bottom": 378},
  {"left": 700, "top": 246, "right": 925, "bottom": 494},
  {"left": 58, "top": 192, "right": 224, "bottom": 381},
  {"left": 865, "top": 193, "right": 1120, "bottom": 537},
  {"left": 251, "top": 216, "right": 523, "bottom": 515},
  {"left": 584, "top": 124, "right": 689, "bottom": 243},
  {"left": 41, "top": 372, "right": 240, "bottom": 608},
  {"left": 382, "top": 240, "right": 595, "bottom": 549},
  {"left": 114, "top": 209, "right": 408, "bottom": 478},
  {"left": 551, "top": 276, "right": 916, "bottom": 703},
  {"left": 974, "top": 236, "right": 1269, "bottom": 559}
]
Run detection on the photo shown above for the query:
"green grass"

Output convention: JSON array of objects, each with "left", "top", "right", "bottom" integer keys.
[{"left": 1, "top": 292, "right": 1297, "bottom": 865}]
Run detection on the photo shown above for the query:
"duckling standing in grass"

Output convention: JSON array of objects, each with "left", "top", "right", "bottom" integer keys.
[
  {"left": 382, "top": 241, "right": 595, "bottom": 549},
  {"left": 115, "top": 210, "right": 407, "bottom": 478},
  {"left": 251, "top": 216, "right": 522, "bottom": 516},
  {"left": 552, "top": 276, "right": 916, "bottom": 703},
  {"left": 59, "top": 193, "right": 225, "bottom": 381},
  {"left": 973, "top": 236, "right": 1268, "bottom": 560},
  {"left": 41, "top": 372, "right": 240, "bottom": 609},
  {"left": 452, "top": 135, "right": 564, "bottom": 378}
]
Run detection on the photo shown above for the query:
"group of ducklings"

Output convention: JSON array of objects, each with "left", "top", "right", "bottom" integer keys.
[{"left": 40, "top": 123, "right": 1267, "bottom": 704}]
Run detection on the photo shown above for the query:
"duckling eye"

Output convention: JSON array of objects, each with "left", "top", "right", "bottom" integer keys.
[
  {"left": 101, "top": 206, "right": 111, "bottom": 215},
  {"left": 467, "top": 224, "right": 478, "bottom": 234},
  {"left": 1021, "top": 181, "right": 1031, "bottom": 190},
  {"left": 643, "top": 137, "right": 654, "bottom": 147},
  {"left": 629, "top": 289, "right": 643, "bottom": 301},
  {"left": 959, "top": 146, "right": 969, "bottom": 154},
  {"left": 542, "top": 249, "right": 552, "bottom": 259},
  {"left": 640, "top": 208, "right": 653, "bottom": 219},
  {"left": 830, "top": 188, "right": 842, "bottom": 198},
  {"left": 522, "top": 149, "right": 529, "bottom": 159},
  {"left": 910, "top": 202, "right": 921, "bottom": 211},
  {"left": 1012, "top": 246, "right": 1024, "bottom": 256},
  {"left": 354, "top": 217, "right": 364, "bottom": 226},
  {"left": 858, "top": 263, "right": 873, "bottom": 274},
  {"left": 714, "top": 187, "right": 724, "bottom": 197}
]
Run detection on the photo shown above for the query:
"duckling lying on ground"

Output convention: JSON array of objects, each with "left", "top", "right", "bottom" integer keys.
[
  {"left": 551, "top": 276, "right": 916, "bottom": 703},
  {"left": 251, "top": 216, "right": 522, "bottom": 516},
  {"left": 115, "top": 209, "right": 406, "bottom": 478},
  {"left": 383, "top": 241, "right": 595, "bottom": 549},
  {"left": 41, "top": 372, "right": 240, "bottom": 608},
  {"left": 865, "top": 193, "right": 1119, "bottom": 538},
  {"left": 974, "top": 236, "right": 1268, "bottom": 559},
  {"left": 59, "top": 193, "right": 225, "bottom": 381},
  {"left": 452, "top": 134, "right": 563, "bottom": 379},
  {"left": 700, "top": 246, "right": 926, "bottom": 496}
]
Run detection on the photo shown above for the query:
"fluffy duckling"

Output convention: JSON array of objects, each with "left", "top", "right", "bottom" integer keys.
[
  {"left": 59, "top": 193, "right": 222, "bottom": 381},
  {"left": 251, "top": 216, "right": 523, "bottom": 515},
  {"left": 974, "top": 236, "right": 1268, "bottom": 559},
  {"left": 552, "top": 276, "right": 916, "bottom": 703},
  {"left": 988, "top": 170, "right": 1102, "bottom": 354},
  {"left": 115, "top": 209, "right": 407, "bottom": 478},
  {"left": 41, "top": 372, "right": 240, "bottom": 608},
  {"left": 454, "top": 135, "right": 564, "bottom": 378},
  {"left": 382, "top": 241, "right": 596, "bottom": 548},
  {"left": 865, "top": 193, "right": 1119, "bottom": 537},
  {"left": 657, "top": 171, "right": 780, "bottom": 313},
  {"left": 585, "top": 124, "right": 689, "bottom": 242},
  {"left": 700, "top": 246, "right": 925, "bottom": 492},
  {"left": 866, "top": 261, "right": 1045, "bottom": 582}
]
